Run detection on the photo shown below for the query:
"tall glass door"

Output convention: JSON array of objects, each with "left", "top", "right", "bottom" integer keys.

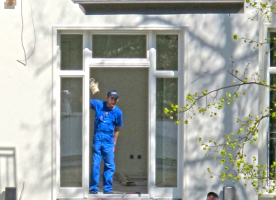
[{"left": 148, "top": 32, "right": 183, "bottom": 199}]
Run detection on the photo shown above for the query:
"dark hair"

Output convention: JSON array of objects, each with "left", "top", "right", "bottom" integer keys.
[{"left": 207, "top": 192, "right": 219, "bottom": 198}]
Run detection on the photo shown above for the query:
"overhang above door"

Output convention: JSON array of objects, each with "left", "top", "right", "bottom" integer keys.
[{"left": 71, "top": 0, "right": 244, "bottom": 15}]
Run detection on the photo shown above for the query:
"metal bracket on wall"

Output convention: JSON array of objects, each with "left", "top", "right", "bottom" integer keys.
[{"left": 4, "top": 0, "right": 16, "bottom": 9}]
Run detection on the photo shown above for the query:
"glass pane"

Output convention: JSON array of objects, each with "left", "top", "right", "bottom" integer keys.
[
  {"left": 60, "top": 78, "right": 83, "bottom": 187},
  {"left": 156, "top": 35, "right": 178, "bottom": 70},
  {"left": 92, "top": 35, "right": 147, "bottom": 58},
  {"left": 271, "top": 33, "right": 276, "bottom": 66},
  {"left": 156, "top": 78, "right": 178, "bottom": 187},
  {"left": 60, "top": 35, "right": 83, "bottom": 70},
  {"left": 270, "top": 74, "right": 276, "bottom": 179}
]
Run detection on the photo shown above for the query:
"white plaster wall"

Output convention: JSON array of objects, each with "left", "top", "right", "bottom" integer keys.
[
  {"left": 0, "top": 0, "right": 261, "bottom": 199},
  {"left": 184, "top": 12, "right": 259, "bottom": 200}
]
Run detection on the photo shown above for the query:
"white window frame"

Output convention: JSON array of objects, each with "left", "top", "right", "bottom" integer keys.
[
  {"left": 258, "top": 24, "right": 276, "bottom": 198},
  {"left": 52, "top": 26, "right": 188, "bottom": 200},
  {"left": 149, "top": 30, "right": 184, "bottom": 198}
]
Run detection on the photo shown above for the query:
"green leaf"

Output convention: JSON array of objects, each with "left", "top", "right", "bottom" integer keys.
[
  {"left": 260, "top": 2, "right": 266, "bottom": 7},
  {"left": 233, "top": 34, "right": 238, "bottom": 40}
]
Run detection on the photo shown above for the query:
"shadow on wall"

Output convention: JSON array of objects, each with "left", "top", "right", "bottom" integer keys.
[
  {"left": 177, "top": 13, "right": 259, "bottom": 200},
  {"left": 0, "top": 147, "right": 17, "bottom": 200}
]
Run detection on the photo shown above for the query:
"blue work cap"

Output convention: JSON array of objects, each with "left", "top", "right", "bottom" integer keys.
[{"left": 107, "top": 89, "right": 119, "bottom": 99}]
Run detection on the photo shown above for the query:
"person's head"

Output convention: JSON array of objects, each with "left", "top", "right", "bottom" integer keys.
[
  {"left": 206, "top": 192, "right": 219, "bottom": 200},
  {"left": 106, "top": 89, "right": 119, "bottom": 109}
]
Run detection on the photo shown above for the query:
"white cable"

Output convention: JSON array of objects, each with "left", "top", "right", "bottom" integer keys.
[
  {"left": 19, "top": 181, "right": 25, "bottom": 200},
  {"left": 17, "top": 0, "right": 36, "bottom": 66}
]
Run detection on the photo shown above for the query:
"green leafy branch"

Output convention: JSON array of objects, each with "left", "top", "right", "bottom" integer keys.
[
  {"left": 202, "top": 112, "right": 273, "bottom": 196},
  {"left": 165, "top": 63, "right": 276, "bottom": 196},
  {"left": 233, "top": 33, "right": 276, "bottom": 54},
  {"left": 166, "top": 63, "right": 274, "bottom": 124},
  {"left": 246, "top": 0, "right": 276, "bottom": 22}
]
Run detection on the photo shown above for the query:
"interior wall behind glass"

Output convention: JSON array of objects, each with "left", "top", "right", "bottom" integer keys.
[
  {"left": 60, "top": 34, "right": 83, "bottom": 70},
  {"left": 89, "top": 68, "right": 148, "bottom": 177},
  {"left": 92, "top": 35, "right": 147, "bottom": 58},
  {"left": 60, "top": 78, "right": 83, "bottom": 187},
  {"left": 156, "top": 78, "right": 178, "bottom": 187}
]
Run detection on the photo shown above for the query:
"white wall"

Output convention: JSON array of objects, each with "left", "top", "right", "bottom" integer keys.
[{"left": 0, "top": 0, "right": 261, "bottom": 199}]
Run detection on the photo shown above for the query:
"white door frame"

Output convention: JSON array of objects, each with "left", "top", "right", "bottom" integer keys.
[{"left": 52, "top": 26, "right": 188, "bottom": 200}]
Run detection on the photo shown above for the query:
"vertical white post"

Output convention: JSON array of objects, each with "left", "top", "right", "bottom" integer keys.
[
  {"left": 83, "top": 31, "right": 91, "bottom": 198},
  {"left": 177, "top": 30, "right": 184, "bottom": 199},
  {"left": 182, "top": 28, "right": 189, "bottom": 200},
  {"left": 258, "top": 23, "right": 268, "bottom": 193},
  {"left": 0, "top": 156, "right": 5, "bottom": 193},
  {"left": 148, "top": 30, "right": 156, "bottom": 198},
  {"left": 52, "top": 27, "right": 60, "bottom": 199}
]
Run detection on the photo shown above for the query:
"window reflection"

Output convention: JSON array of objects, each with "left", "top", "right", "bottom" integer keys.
[
  {"left": 92, "top": 35, "right": 147, "bottom": 58},
  {"left": 156, "top": 35, "right": 178, "bottom": 70},
  {"left": 60, "top": 35, "right": 83, "bottom": 70},
  {"left": 270, "top": 75, "right": 276, "bottom": 179},
  {"left": 156, "top": 78, "right": 178, "bottom": 187},
  {"left": 60, "top": 78, "right": 83, "bottom": 187},
  {"left": 271, "top": 33, "right": 276, "bottom": 66}
]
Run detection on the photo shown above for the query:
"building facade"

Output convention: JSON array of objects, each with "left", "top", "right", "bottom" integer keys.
[{"left": 0, "top": 0, "right": 272, "bottom": 199}]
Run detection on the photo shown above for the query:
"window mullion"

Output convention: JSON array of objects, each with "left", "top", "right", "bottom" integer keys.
[
  {"left": 59, "top": 71, "right": 85, "bottom": 77},
  {"left": 269, "top": 67, "right": 276, "bottom": 74},
  {"left": 90, "top": 59, "right": 150, "bottom": 68},
  {"left": 154, "top": 71, "right": 178, "bottom": 78},
  {"left": 83, "top": 31, "right": 91, "bottom": 198}
]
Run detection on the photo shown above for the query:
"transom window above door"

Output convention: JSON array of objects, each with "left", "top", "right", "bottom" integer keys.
[{"left": 92, "top": 35, "right": 147, "bottom": 58}]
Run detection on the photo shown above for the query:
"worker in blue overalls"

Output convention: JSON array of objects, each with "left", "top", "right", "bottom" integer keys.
[{"left": 89, "top": 89, "right": 123, "bottom": 194}]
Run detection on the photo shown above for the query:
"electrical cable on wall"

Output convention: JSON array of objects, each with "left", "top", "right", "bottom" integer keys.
[
  {"left": 19, "top": 181, "right": 25, "bottom": 200},
  {"left": 17, "top": 0, "right": 36, "bottom": 66}
]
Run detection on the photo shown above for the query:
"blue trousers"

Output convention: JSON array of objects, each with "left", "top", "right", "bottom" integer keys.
[{"left": 89, "top": 132, "right": 115, "bottom": 193}]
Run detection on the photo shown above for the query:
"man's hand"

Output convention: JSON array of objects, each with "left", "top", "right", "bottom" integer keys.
[{"left": 113, "top": 127, "right": 119, "bottom": 152}]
